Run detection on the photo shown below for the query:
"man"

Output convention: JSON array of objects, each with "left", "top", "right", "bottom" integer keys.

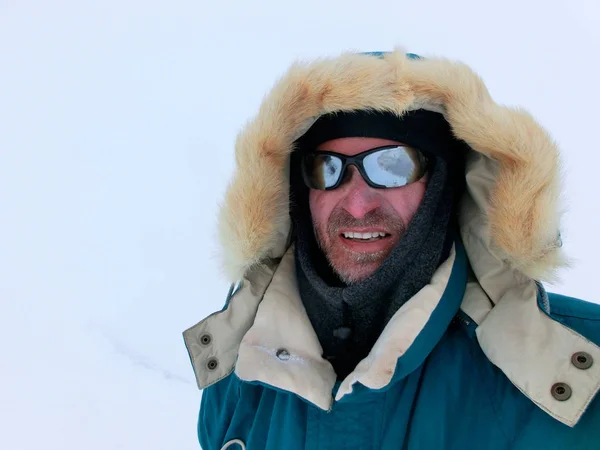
[{"left": 184, "top": 50, "right": 600, "bottom": 449}]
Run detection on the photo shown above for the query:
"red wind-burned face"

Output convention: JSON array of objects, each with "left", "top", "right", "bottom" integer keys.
[{"left": 308, "top": 137, "right": 427, "bottom": 284}]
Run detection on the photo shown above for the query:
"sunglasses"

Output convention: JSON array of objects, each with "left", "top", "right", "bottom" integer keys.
[{"left": 300, "top": 145, "right": 429, "bottom": 190}]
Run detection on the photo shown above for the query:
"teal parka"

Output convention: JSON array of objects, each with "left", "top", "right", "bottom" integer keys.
[{"left": 184, "top": 51, "right": 600, "bottom": 450}]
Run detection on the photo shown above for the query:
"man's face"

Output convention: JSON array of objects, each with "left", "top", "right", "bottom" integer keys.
[{"left": 309, "top": 137, "right": 427, "bottom": 284}]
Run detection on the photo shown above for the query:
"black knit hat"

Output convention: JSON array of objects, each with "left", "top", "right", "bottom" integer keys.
[{"left": 295, "top": 108, "right": 467, "bottom": 175}]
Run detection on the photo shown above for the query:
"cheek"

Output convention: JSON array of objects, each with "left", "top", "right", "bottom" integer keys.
[
  {"left": 309, "top": 190, "right": 334, "bottom": 228},
  {"left": 385, "top": 180, "right": 427, "bottom": 222}
]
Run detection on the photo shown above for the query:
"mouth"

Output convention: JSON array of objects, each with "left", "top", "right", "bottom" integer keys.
[
  {"left": 336, "top": 230, "right": 394, "bottom": 253},
  {"left": 341, "top": 231, "right": 390, "bottom": 242}
]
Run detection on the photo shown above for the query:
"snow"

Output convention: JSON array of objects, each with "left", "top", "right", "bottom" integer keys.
[{"left": 0, "top": 1, "right": 598, "bottom": 449}]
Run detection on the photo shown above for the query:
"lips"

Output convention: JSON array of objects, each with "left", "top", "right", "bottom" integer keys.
[
  {"left": 341, "top": 231, "right": 388, "bottom": 240},
  {"left": 337, "top": 230, "right": 393, "bottom": 252}
]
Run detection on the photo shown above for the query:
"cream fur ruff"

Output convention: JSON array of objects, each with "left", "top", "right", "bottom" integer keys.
[{"left": 217, "top": 49, "right": 566, "bottom": 283}]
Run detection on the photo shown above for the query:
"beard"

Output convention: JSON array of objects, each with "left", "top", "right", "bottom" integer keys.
[{"left": 313, "top": 207, "right": 406, "bottom": 284}]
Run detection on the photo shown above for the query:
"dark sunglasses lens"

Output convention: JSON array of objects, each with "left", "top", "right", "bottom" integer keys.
[
  {"left": 303, "top": 154, "right": 343, "bottom": 189},
  {"left": 362, "top": 146, "right": 424, "bottom": 188}
]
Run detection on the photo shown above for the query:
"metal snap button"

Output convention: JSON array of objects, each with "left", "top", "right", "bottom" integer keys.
[
  {"left": 572, "top": 352, "right": 593, "bottom": 370},
  {"left": 276, "top": 349, "right": 290, "bottom": 361},
  {"left": 551, "top": 382, "right": 572, "bottom": 401},
  {"left": 206, "top": 357, "right": 219, "bottom": 371},
  {"left": 200, "top": 333, "right": 212, "bottom": 346}
]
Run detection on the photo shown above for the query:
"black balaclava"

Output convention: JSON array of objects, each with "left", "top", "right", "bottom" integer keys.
[{"left": 290, "top": 109, "right": 467, "bottom": 380}]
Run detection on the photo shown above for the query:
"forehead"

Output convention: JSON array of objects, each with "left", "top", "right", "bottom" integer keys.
[{"left": 316, "top": 137, "right": 406, "bottom": 156}]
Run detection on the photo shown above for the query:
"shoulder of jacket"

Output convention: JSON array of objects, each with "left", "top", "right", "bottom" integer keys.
[
  {"left": 547, "top": 292, "right": 600, "bottom": 320},
  {"left": 547, "top": 292, "right": 600, "bottom": 345}
]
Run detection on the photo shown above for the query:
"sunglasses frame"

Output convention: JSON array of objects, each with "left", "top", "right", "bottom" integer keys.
[{"left": 301, "top": 145, "right": 429, "bottom": 191}]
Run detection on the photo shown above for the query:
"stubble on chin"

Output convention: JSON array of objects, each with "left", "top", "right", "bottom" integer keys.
[{"left": 313, "top": 208, "right": 405, "bottom": 284}]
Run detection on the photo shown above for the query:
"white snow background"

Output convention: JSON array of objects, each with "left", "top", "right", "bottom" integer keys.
[{"left": 1, "top": 1, "right": 599, "bottom": 449}]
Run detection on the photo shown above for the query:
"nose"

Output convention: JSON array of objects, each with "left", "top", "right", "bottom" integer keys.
[{"left": 339, "top": 166, "right": 382, "bottom": 219}]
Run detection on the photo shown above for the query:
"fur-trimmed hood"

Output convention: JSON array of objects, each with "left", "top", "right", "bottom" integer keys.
[
  {"left": 218, "top": 49, "right": 566, "bottom": 284},
  {"left": 185, "top": 50, "right": 600, "bottom": 430}
]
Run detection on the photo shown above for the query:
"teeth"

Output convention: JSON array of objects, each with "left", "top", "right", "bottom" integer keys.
[{"left": 343, "top": 231, "right": 387, "bottom": 239}]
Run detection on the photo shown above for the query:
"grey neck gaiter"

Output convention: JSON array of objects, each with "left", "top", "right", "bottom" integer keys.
[{"left": 293, "top": 158, "right": 456, "bottom": 379}]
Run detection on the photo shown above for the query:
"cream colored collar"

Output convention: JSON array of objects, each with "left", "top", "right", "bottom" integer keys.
[{"left": 184, "top": 244, "right": 600, "bottom": 427}]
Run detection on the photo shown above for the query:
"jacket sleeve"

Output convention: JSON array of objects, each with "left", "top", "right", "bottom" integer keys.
[{"left": 198, "top": 375, "right": 240, "bottom": 450}]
